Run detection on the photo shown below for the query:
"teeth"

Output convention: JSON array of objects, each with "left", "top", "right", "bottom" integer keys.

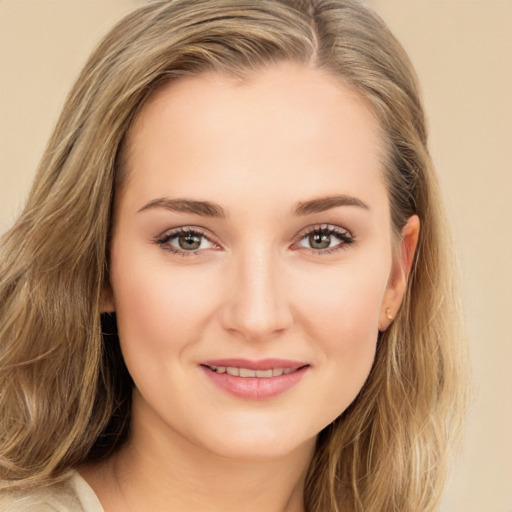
[
  {"left": 209, "top": 366, "right": 299, "bottom": 378},
  {"left": 239, "top": 368, "right": 256, "bottom": 377},
  {"left": 256, "top": 369, "right": 273, "bottom": 378}
]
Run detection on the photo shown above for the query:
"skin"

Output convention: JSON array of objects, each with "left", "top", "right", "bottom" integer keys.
[{"left": 81, "top": 61, "right": 419, "bottom": 512}]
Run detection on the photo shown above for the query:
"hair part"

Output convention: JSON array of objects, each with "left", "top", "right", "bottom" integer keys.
[{"left": 0, "top": 1, "right": 468, "bottom": 511}]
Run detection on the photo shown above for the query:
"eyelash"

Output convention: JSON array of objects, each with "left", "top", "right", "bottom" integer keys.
[{"left": 155, "top": 225, "right": 355, "bottom": 257}]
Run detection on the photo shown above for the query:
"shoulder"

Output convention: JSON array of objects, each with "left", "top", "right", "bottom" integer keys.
[
  {"left": 0, "top": 483, "right": 80, "bottom": 512},
  {"left": 0, "top": 471, "right": 103, "bottom": 512}
]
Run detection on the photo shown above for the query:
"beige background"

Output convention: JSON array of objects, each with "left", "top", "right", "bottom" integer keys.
[{"left": 1, "top": 1, "right": 511, "bottom": 510}]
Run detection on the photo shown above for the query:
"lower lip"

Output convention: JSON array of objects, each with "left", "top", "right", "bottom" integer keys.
[{"left": 200, "top": 366, "right": 309, "bottom": 400}]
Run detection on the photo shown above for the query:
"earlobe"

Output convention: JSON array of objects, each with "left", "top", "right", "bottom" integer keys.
[{"left": 379, "top": 215, "right": 420, "bottom": 332}]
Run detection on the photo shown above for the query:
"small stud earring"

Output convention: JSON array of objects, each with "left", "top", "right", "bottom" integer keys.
[{"left": 386, "top": 308, "right": 394, "bottom": 321}]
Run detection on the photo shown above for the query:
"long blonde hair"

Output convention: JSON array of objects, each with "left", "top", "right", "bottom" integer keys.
[{"left": 0, "top": 1, "right": 468, "bottom": 510}]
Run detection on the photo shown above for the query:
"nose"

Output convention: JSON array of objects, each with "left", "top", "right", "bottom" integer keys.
[{"left": 219, "top": 246, "right": 293, "bottom": 342}]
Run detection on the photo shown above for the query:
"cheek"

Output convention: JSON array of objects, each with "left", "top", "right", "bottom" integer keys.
[
  {"left": 109, "top": 246, "right": 219, "bottom": 368},
  {"left": 294, "top": 259, "right": 389, "bottom": 343},
  {"left": 291, "top": 260, "right": 389, "bottom": 406}
]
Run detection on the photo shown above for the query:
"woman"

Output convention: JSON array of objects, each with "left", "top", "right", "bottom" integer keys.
[{"left": 0, "top": 0, "right": 468, "bottom": 511}]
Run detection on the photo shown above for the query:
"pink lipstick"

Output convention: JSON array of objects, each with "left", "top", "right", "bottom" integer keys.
[{"left": 199, "top": 358, "right": 310, "bottom": 400}]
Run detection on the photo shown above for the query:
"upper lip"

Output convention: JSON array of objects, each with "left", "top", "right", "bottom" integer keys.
[{"left": 200, "top": 358, "right": 309, "bottom": 371}]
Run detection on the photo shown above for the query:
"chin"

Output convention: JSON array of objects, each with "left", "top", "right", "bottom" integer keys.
[
  {"left": 208, "top": 440, "right": 314, "bottom": 463},
  {"left": 192, "top": 422, "right": 317, "bottom": 462}
]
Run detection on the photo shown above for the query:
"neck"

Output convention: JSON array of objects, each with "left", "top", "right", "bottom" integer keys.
[{"left": 81, "top": 393, "right": 316, "bottom": 512}]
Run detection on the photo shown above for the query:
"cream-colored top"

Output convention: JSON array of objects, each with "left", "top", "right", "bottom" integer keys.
[{"left": 0, "top": 471, "right": 103, "bottom": 512}]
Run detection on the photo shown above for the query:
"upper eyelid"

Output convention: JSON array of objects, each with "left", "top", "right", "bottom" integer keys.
[
  {"left": 158, "top": 226, "right": 217, "bottom": 242},
  {"left": 294, "top": 223, "right": 353, "bottom": 239}
]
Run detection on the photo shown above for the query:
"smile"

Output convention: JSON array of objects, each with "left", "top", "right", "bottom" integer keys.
[
  {"left": 206, "top": 366, "right": 301, "bottom": 377},
  {"left": 200, "top": 359, "right": 310, "bottom": 400}
]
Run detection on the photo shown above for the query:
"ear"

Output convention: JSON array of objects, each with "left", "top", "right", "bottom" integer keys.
[
  {"left": 379, "top": 215, "right": 420, "bottom": 331},
  {"left": 100, "top": 283, "right": 116, "bottom": 313}
]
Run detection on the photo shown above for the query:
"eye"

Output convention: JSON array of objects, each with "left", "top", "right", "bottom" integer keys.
[
  {"left": 155, "top": 224, "right": 354, "bottom": 257},
  {"left": 295, "top": 225, "right": 355, "bottom": 254},
  {"left": 156, "top": 228, "right": 218, "bottom": 256}
]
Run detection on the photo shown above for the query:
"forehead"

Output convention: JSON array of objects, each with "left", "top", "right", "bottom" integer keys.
[{"left": 119, "top": 62, "right": 387, "bottom": 213}]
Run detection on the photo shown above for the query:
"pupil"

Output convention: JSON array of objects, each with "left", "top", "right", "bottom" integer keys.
[
  {"left": 179, "top": 234, "right": 201, "bottom": 250},
  {"left": 310, "top": 233, "right": 330, "bottom": 250}
]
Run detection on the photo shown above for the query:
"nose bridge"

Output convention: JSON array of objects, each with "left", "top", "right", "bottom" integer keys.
[{"left": 221, "top": 242, "right": 292, "bottom": 340}]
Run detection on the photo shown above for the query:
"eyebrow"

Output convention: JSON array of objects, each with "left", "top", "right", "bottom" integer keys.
[
  {"left": 292, "top": 194, "right": 370, "bottom": 215},
  {"left": 138, "top": 198, "right": 226, "bottom": 217},
  {"left": 137, "top": 194, "right": 369, "bottom": 218}
]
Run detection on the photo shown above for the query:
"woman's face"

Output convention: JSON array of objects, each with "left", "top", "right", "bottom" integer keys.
[{"left": 106, "top": 62, "right": 417, "bottom": 461}]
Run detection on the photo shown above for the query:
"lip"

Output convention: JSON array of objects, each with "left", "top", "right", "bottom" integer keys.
[
  {"left": 201, "top": 358, "right": 307, "bottom": 371},
  {"left": 199, "top": 358, "right": 310, "bottom": 400}
]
